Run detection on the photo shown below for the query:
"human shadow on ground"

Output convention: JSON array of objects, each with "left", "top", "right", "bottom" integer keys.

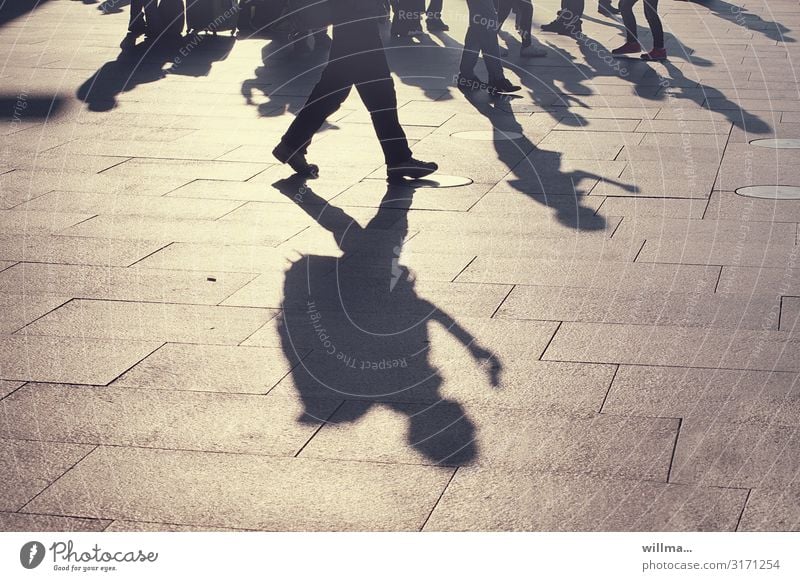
[
  {"left": 688, "top": 0, "right": 794, "bottom": 43},
  {"left": 241, "top": 37, "right": 330, "bottom": 118},
  {"left": 77, "top": 34, "right": 234, "bottom": 111},
  {"left": 272, "top": 175, "right": 502, "bottom": 465},
  {"left": 461, "top": 89, "right": 634, "bottom": 229}
]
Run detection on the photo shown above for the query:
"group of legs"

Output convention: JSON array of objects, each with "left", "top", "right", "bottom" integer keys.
[
  {"left": 389, "top": 0, "right": 448, "bottom": 38},
  {"left": 273, "top": 0, "right": 669, "bottom": 180},
  {"left": 542, "top": 0, "right": 666, "bottom": 60}
]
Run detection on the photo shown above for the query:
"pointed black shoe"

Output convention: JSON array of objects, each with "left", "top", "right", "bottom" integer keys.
[
  {"left": 488, "top": 78, "right": 521, "bottom": 95},
  {"left": 272, "top": 142, "right": 319, "bottom": 177},
  {"left": 387, "top": 157, "right": 438, "bottom": 182}
]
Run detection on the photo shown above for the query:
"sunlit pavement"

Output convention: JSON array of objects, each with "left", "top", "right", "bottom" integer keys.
[{"left": 2, "top": 0, "right": 800, "bottom": 532}]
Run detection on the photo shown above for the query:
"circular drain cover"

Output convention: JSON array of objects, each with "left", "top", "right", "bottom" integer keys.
[
  {"left": 451, "top": 130, "right": 524, "bottom": 141},
  {"left": 735, "top": 185, "right": 800, "bottom": 200},
  {"left": 749, "top": 138, "right": 800, "bottom": 149},
  {"left": 406, "top": 174, "right": 474, "bottom": 188}
]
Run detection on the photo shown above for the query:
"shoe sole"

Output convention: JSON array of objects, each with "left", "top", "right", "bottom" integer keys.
[{"left": 387, "top": 167, "right": 437, "bottom": 182}]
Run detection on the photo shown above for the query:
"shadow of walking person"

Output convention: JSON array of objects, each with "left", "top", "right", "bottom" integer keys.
[
  {"left": 461, "top": 91, "right": 637, "bottom": 229},
  {"left": 77, "top": 43, "right": 174, "bottom": 112},
  {"left": 272, "top": 176, "right": 502, "bottom": 466}
]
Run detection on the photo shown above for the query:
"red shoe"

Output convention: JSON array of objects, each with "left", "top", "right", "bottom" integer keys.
[
  {"left": 641, "top": 48, "right": 667, "bottom": 61},
  {"left": 611, "top": 41, "right": 642, "bottom": 55}
]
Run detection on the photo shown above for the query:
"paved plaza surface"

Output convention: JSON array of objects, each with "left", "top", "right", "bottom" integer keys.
[{"left": 2, "top": 0, "right": 800, "bottom": 532}]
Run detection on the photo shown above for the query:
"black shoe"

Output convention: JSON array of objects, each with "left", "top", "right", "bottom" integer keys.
[
  {"left": 455, "top": 72, "right": 487, "bottom": 92},
  {"left": 387, "top": 157, "right": 438, "bottom": 182},
  {"left": 426, "top": 17, "right": 449, "bottom": 32},
  {"left": 488, "top": 78, "right": 521, "bottom": 95},
  {"left": 120, "top": 32, "right": 139, "bottom": 49},
  {"left": 540, "top": 19, "right": 567, "bottom": 33},
  {"left": 598, "top": 2, "right": 621, "bottom": 16},
  {"left": 272, "top": 142, "right": 319, "bottom": 177}
]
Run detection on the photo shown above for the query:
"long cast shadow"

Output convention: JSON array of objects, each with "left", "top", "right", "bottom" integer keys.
[
  {"left": 272, "top": 176, "right": 502, "bottom": 465},
  {"left": 77, "top": 34, "right": 234, "bottom": 111}
]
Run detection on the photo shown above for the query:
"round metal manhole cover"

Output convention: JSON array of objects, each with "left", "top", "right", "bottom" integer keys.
[
  {"left": 451, "top": 130, "right": 524, "bottom": 141},
  {"left": 735, "top": 185, "right": 800, "bottom": 200},
  {"left": 749, "top": 138, "right": 800, "bottom": 149}
]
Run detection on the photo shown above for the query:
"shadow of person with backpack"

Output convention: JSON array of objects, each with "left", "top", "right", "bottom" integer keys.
[{"left": 272, "top": 176, "right": 502, "bottom": 465}]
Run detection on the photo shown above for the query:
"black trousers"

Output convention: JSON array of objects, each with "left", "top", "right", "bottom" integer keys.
[
  {"left": 497, "top": 0, "right": 533, "bottom": 41},
  {"left": 561, "top": 0, "right": 584, "bottom": 20},
  {"left": 620, "top": 0, "right": 664, "bottom": 48},
  {"left": 281, "top": 17, "right": 412, "bottom": 166}
]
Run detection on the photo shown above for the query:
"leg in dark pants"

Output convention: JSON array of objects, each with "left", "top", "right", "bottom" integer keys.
[
  {"left": 497, "top": 0, "right": 533, "bottom": 45},
  {"left": 562, "top": 0, "right": 585, "bottom": 21},
  {"left": 426, "top": 0, "right": 443, "bottom": 19},
  {"left": 280, "top": 19, "right": 412, "bottom": 166},
  {"left": 128, "top": 0, "right": 159, "bottom": 33},
  {"left": 643, "top": 0, "right": 664, "bottom": 48},
  {"left": 460, "top": 0, "right": 504, "bottom": 83},
  {"left": 620, "top": 0, "right": 663, "bottom": 48}
]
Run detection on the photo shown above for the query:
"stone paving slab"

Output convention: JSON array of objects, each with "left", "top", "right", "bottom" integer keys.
[
  {"left": 496, "top": 286, "right": 777, "bottom": 330},
  {"left": 0, "top": 234, "right": 167, "bottom": 267},
  {"left": 301, "top": 405, "right": 677, "bottom": 479},
  {"left": 16, "top": 190, "right": 243, "bottom": 220},
  {"left": 671, "top": 419, "right": 800, "bottom": 488},
  {"left": 706, "top": 191, "right": 800, "bottom": 223},
  {"left": 0, "top": 512, "right": 109, "bottom": 532},
  {"left": 58, "top": 214, "right": 306, "bottom": 246},
  {"left": 0, "top": 263, "right": 257, "bottom": 305},
  {"left": 544, "top": 323, "right": 800, "bottom": 372},
  {"left": 0, "top": 293, "right": 70, "bottom": 334},
  {"left": 0, "top": 209, "right": 93, "bottom": 234},
  {"left": 739, "top": 486, "right": 800, "bottom": 531},
  {"left": 112, "top": 343, "right": 303, "bottom": 395},
  {"left": 456, "top": 258, "right": 720, "bottom": 292},
  {"left": 1, "top": 384, "right": 339, "bottom": 456},
  {"left": 0, "top": 334, "right": 160, "bottom": 385},
  {"left": 781, "top": 296, "right": 800, "bottom": 332},
  {"left": 718, "top": 266, "right": 800, "bottom": 297},
  {"left": 0, "top": 438, "right": 94, "bottom": 511},
  {"left": 604, "top": 366, "right": 800, "bottom": 425},
  {"left": 0, "top": 381, "right": 24, "bottom": 400},
  {"left": 597, "top": 197, "right": 708, "bottom": 220},
  {"left": 424, "top": 468, "right": 748, "bottom": 531},
  {"left": 24, "top": 446, "right": 453, "bottom": 531},
  {"left": 637, "top": 237, "right": 799, "bottom": 268},
  {"left": 19, "top": 299, "right": 277, "bottom": 344}
]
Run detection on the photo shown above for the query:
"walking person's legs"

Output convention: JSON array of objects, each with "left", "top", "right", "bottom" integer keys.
[
  {"left": 426, "top": 0, "right": 448, "bottom": 30},
  {"left": 459, "top": 0, "right": 519, "bottom": 92},
  {"left": 542, "top": 0, "right": 584, "bottom": 34},
  {"left": 640, "top": 0, "right": 666, "bottom": 59},
  {"left": 612, "top": 0, "right": 642, "bottom": 54},
  {"left": 275, "top": 18, "right": 437, "bottom": 180}
]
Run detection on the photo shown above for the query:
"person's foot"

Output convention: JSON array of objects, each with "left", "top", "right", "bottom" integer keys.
[
  {"left": 540, "top": 19, "right": 567, "bottom": 33},
  {"left": 612, "top": 41, "right": 643, "bottom": 55},
  {"left": 521, "top": 44, "right": 547, "bottom": 58},
  {"left": 387, "top": 157, "right": 438, "bottom": 182},
  {"left": 541, "top": 18, "right": 581, "bottom": 35},
  {"left": 598, "top": 2, "right": 621, "bottom": 16},
  {"left": 641, "top": 47, "right": 667, "bottom": 61},
  {"left": 488, "top": 78, "right": 521, "bottom": 95},
  {"left": 272, "top": 142, "right": 319, "bottom": 177},
  {"left": 455, "top": 72, "right": 487, "bottom": 92},
  {"left": 426, "top": 17, "right": 448, "bottom": 32},
  {"left": 120, "top": 31, "right": 140, "bottom": 49}
]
